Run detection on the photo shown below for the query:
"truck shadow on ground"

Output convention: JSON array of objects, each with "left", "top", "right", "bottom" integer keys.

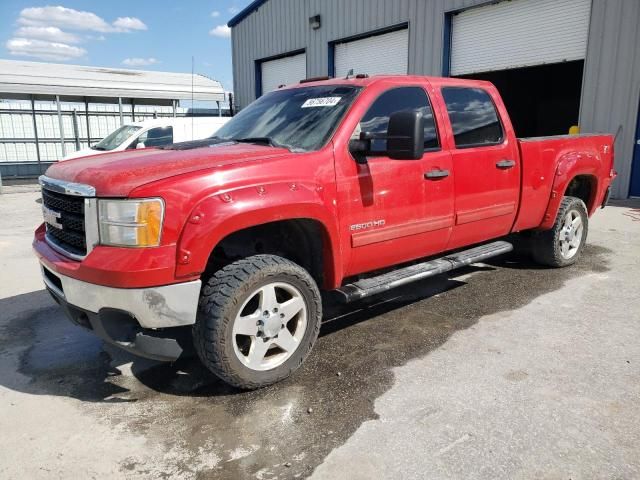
[{"left": 0, "top": 244, "right": 611, "bottom": 479}]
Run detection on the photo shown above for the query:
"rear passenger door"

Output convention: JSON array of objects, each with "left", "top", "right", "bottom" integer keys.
[{"left": 438, "top": 86, "right": 520, "bottom": 249}]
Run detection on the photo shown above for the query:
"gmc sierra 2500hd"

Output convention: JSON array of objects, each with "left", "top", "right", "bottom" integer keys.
[{"left": 34, "top": 75, "right": 615, "bottom": 389}]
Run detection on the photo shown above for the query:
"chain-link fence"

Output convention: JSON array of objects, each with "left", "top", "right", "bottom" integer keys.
[{"left": 0, "top": 97, "right": 230, "bottom": 177}]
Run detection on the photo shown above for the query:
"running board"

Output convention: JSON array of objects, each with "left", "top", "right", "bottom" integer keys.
[{"left": 335, "top": 241, "right": 513, "bottom": 303}]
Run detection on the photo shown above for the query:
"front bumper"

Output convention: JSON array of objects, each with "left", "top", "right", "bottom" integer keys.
[
  {"left": 40, "top": 263, "right": 201, "bottom": 329},
  {"left": 40, "top": 264, "right": 201, "bottom": 361}
]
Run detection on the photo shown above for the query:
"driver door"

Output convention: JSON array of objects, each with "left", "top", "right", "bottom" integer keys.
[{"left": 335, "top": 85, "right": 454, "bottom": 277}]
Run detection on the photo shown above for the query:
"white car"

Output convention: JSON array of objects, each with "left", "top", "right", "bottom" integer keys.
[{"left": 62, "top": 117, "right": 230, "bottom": 161}]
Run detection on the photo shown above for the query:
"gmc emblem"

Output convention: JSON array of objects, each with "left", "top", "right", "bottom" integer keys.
[{"left": 43, "top": 206, "right": 63, "bottom": 230}]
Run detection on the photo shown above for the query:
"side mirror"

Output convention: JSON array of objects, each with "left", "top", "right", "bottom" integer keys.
[
  {"left": 386, "top": 111, "right": 424, "bottom": 160},
  {"left": 348, "top": 139, "right": 370, "bottom": 164},
  {"left": 136, "top": 141, "right": 146, "bottom": 149}
]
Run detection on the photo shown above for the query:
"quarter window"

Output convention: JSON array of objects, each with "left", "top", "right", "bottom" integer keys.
[
  {"left": 358, "top": 86, "right": 439, "bottom": 153},
  {"left": 441, "top": 87, "right": 503, "bottom": 148}
]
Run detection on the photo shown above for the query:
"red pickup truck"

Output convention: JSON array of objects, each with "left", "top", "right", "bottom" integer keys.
[{"left": 34, "top": 75, "right": 615, "bottom": 389}]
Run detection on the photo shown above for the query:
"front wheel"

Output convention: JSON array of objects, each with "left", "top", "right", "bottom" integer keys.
[
  {"left": 531, "top": 196, "right": 589, "bottom": 267},
  {"left": 193, "top": 255, "right": 322, "bottom": 389}
]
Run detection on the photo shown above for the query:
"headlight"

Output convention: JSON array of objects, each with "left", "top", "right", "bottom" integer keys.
[{"left": 98, "top": 198, "right": 164, "bottom": 247}]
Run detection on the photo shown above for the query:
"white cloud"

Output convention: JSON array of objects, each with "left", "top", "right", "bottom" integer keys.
[
  {"left": 228, "top": 6, "right": 240, "bottom": 14},
  {"left": 6, "top": 6, "right": 148, "bottom": 62},
  {"left": 17, "top": 6, "right": 146, "bottom": 33},
  {"left": 6, "top": 37, "right": 86, "bottom": 61},
  {"left": 15, "top": 26, "right": 81, "bottom": 44},
  {"left": 112, "top": 17, "right": 148, "bottom": 32},
  {"left": 210, "top": 10, "right": 220, "bottom": 17},
  {"left": 18, "top": 6, "right": 113, "bottom": 32},
  {"left": 122, "top": 57, "right": 159, "bottom": 67},
  {"left": 209, "top": 25, "right": 231, "bottom": 38}
]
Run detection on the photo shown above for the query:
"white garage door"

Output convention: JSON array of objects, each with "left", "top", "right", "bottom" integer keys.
[
  {"left": 334, "top": 28, "right": 408, "bottom": 78},
  {"left": 450, "top": 0, "right": 591, "bottom": 76},
  {"left": 261, "top": 52, "right": 306, "bottom": 94}
]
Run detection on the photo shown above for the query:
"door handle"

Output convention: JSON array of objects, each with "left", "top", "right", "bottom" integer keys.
[
  {"left": 496, "top": 159, "right": 516, "bottom": 169},
  {"left": 424, "top": 169, "right": 450, "bottom": 180}
]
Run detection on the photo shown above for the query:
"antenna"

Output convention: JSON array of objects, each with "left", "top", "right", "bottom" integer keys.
[
  {"left": 345, "top": 68, "right": 354, "bottom": 79},
  {"left": 191, "top": 56, "right": 195, "bottom": 141}
]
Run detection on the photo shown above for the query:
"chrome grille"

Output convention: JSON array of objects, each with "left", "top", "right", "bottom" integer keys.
[
  {"left": 42, "top": 189, "right": 84, "bottom": 214},
  {"left": 42, "top": 189, "right": 87, "bottom": 256},
  {"left": 39, "top": 175, "right": 97, "bottom": 260}
]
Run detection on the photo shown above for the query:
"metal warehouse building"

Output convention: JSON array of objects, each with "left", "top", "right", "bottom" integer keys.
[
  {"left": 228, "top": 0, "right": 640, "bottom": 199},
  {"left": 0, "top": 60, "right": 227, "bottom": 178}
]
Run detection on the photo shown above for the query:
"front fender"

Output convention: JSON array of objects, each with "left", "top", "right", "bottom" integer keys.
[{"left": 175, "top": 181, "right": 343, "bottom": 288}]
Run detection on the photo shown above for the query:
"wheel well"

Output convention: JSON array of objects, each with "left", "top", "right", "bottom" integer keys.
[
  {"left": 564, "top": 175, "right": 596, "bottom": 211},
  {"left": 204, "top": 219, "right": 326, "bottom": 287}
]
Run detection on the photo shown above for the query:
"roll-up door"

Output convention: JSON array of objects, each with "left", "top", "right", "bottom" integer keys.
[
  {"left": 261, "top": 52, "right": 306, "bottom": 94},
  {"left": 334, "top": 28, "right": 408, "bottom": 78},
  {"left": 450, "top": 0, "right": 591, "bottom": 76}
]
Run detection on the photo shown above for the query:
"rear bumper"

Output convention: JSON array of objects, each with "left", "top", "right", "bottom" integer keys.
[{"left": 40, "top": 263, "right": 201, "bottom": 361}]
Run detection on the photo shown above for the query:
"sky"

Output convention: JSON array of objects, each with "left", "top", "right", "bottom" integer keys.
[{"left": 0, "top": 1, "right": 253, "bottom": 91}]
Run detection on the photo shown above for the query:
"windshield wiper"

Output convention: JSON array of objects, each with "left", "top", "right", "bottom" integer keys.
[
  {"left": 91, "top": 145, "right": 107, "bottom": 151},
  {"left": 232, "top": 136, "right": 290, "bottom": 150},
  {"left": 159, "top": 137, "right": 233, "bottom": 151}
]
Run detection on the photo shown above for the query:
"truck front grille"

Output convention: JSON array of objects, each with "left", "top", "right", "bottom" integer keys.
[{"left": 42, "top": 188, "right": 87, "bottom": 257}]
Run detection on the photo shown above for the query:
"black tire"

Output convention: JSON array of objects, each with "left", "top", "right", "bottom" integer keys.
[
  {"left": 193, "top": 254, "right": 322, "bottom": 389},
  {"left": 531, "top": 196, "right": 588, "bottom": 267}
]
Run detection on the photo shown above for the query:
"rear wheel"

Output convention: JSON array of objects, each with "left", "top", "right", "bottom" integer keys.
[
  {"left": 532, "top": 196, "right": 588, "bottom": 267},
  {"left": 193, "top": 255, "right": 321, "bottom": 389}
]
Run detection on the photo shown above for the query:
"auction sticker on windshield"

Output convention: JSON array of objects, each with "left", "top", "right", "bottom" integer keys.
[{"left": 301, "top": 97, "right": 342, "bottom": 108}]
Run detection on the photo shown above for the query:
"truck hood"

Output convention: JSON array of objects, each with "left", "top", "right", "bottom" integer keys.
[
  {"left": 44, "top": 143, "right": 291, "bottom": 196},
  {"left": 61, "top": 147, "right": 107, "bottom": 161}
]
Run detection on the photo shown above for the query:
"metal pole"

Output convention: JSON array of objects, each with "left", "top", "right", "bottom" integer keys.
[
  {"left": 84, "top": 97, "right": 91, "bottom": 146},
  {"left": 118, "top": 97, "right": 124, "bottom": 126},
  {"left": 217, "top": 101, "right": 221, "bottom": 117},
  {"left": 132, "top": 99, "right": 135, "bottom": 121},
  {"left": 30, "top": 96, "right": 42, "bottom": 173},
  {"left": 172, "top": 100, "right": 177, "bottom": 118},
  {"left": 72, "top": 109, "right": 80, "bottom": 150},
  {"left": 56, "top": 95, "right": 66, "bottom": 158}
]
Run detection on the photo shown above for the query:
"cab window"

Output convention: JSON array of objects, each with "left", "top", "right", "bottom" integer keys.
[
  {"left": 133, "top": 126, "right": 174, "bottom": 148},
  {"left": 358, "top": 86, "right": 439, "bottom": 154},
  {"left": 441, "top": 87, "right": 503, "bottom": 148}
]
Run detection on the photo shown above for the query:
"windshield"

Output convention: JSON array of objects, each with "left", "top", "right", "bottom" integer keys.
[
  {"left": 93, "top": 125, "right": 142, "bottom": 151},
  {"left": 214, "top": 85, "right": 362, "bottom": 152}
]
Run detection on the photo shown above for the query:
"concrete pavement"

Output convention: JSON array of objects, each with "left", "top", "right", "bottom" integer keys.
[
  {"left": 1, "top": 187, "right": 639, "bottom": 479},
  {"left": 312, "top": 202, "right": 640, "bottom": 480}
]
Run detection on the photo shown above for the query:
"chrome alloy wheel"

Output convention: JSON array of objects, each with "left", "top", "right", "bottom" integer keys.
[
  {"left": 232, "top": 282, "right": 307, "bottom": 371},
  {"left": 559, "top": 209, "right": 584, "bottom": 260}
]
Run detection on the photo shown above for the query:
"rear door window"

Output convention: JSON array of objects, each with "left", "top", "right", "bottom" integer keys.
[{"left": 441, "top": 87, "right": 503, "bottom": 148}]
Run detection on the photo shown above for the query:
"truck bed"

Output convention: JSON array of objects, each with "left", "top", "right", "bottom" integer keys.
[{"left": 513, "top": 133, "right": 614, "bottom": 232}]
